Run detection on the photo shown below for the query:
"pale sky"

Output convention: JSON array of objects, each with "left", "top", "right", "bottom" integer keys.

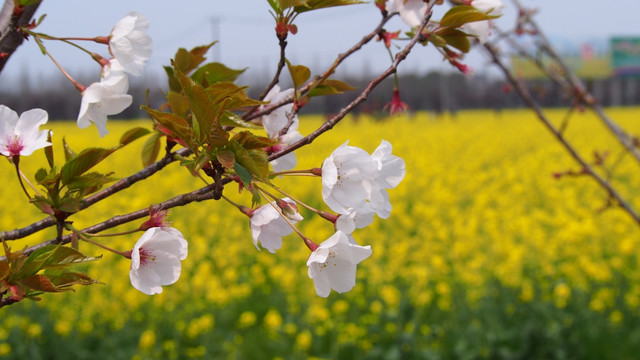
[{"left": 1, "top": 0, "right": 639, "bottom": 86}]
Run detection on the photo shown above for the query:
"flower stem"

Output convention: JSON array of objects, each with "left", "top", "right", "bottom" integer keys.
[
  {"left": 221, "top": 194, "right": 253, "bottom": 217},
  {"left": 66, "top": 224, "right": 129, "bottom": 257},
  {"left": 256, "top": 187, "right": 313, "bottom": 246},
  {"left": 28, "top": 34, "right": 86, "bottom": 92},
  {"left": 13, "top": 161, "right": 31, "bottom": 200},
  {"left": 263, "top": 183, "right": 338, "bottom": 223},
  {"left": 88, "top": 229, "right": 141, "bottom": 238},
  {"left": 270, "top": 168, "right": 322, "bottom": 177}
]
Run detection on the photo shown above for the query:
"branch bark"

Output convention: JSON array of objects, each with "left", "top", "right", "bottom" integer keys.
[{"left": 0, "top": 0, "right": 42, "bottom": 73}]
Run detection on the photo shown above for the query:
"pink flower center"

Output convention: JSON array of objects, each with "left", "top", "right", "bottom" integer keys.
[
  {"left": 7, "top": 135, "right": 24, "bottom": 156},
  {"left": 138, "top": 248, "right": 156, "bottom": 267}
]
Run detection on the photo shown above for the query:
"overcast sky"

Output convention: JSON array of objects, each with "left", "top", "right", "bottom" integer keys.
[{"left": 1, "top": 0, "right": 639, "bottom": 87}]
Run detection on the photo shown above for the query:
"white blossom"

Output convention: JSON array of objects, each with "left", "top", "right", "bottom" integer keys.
[
  {"left": 77, "top": 60, "right": 133, "bottom": 137},
  {"left": 386, "top": 0, "right": 436, "bottom": 28},
  {"left": 462, "top": 0, "right": 505, "bottom": 44},
  {"left": 368, "top": 140, "right": 406, "bottom": 218},
  {"left": 261, "top": 85, "right": 297, "bottom": 138},
  {"left": 0, "top": 105, "right": 50, "bottom": 157},
  {"left": 307, "top": 231, "right": 372, "bottom": 297},
  {"left": 250, "top": 198, "right": 302, "bottom": 253},
  {"left": 321, "top": 141, "right": 378, "bottom": 214},
  {"left": 129, "top": 227, "right": 188, "bottom": 295},
  {"left": 270, "top": 130, "right": 303, "bottom": 173},
  {"left": 109, "top": 12, "right": 152, "bottom": 76},
  {"left": 261, "top": 85, "right": 302, "bottom": 172}
]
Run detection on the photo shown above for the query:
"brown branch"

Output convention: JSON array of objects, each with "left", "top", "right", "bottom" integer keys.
[
  {"left": 509, "top": 0, "right": 640, "bottom": 167},
  {"left": 0, "top": 0, "right": 42, "bottom": 73},
  {"left": 15, "top": 179, "right": 231, "bottom": 257},
  {"left": 484, "top": 43, "right": 640, "bottom": 226},
  {"left": 269, "top": 10, "right": 431, "bottom": 162},
  {"left": 243, "top": 12, "right": 395, "bottom": 123},
  {"left": 0, "top": 147, "right": 192, "bottom": 241},
  {"left": 258, "top": 36, "right": 288, "bottom": 101}
]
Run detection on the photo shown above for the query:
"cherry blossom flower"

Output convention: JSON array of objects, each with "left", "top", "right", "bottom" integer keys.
[
  {"left": 383, "top": 87, "right": 410, "bottom": 115},
  {"left": 260, "top": 85, "right": 297, "bottom": 138},
  {"left": 270, "top": 130, "right": 303, "bottom": 173},
  {"left": 307, "top": 231, "right": 372, "bottom": 297},
  {"left": 250, "top": 198, "right": 303, "bottom": 253},
  {"left": 386, "top": 0, "right": 436, "bottom": 28},
  {"left": 129, "top": 227, "right": 188, "bottom": 295},
  {"left": 335, "top": 208, "right": 375, "bottom": 234},
  {"left": 261, "top": 85, "right": 302, "bottom": 172},
  {"left": 109, "top": 12, "right": 152, "bottom": 76},
  {"left": 0, "top": 105, "right": 50, "bottom": 157},
  {"left": 321, "top": 141, "right": 378, "bottom": 214},
  {"left": 77, "top": 60, "right": 133, "bottom": 137},
  {"left": 462, "top": 0, "right": 505, "bottom": 44}
]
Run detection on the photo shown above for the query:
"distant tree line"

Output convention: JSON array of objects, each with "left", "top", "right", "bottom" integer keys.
[{"left": 1, "top": 70, "right": 639, "bottom": 121}]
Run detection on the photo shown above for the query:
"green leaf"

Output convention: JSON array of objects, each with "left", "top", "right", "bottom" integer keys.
[
  {"left": 44, "top": 130, "right": 54, "bottom": 168},
  {"left": 217, "top": 150, "right": 235, "bottom": 169},
  {"left": 19, "top": 274, "right": 60, "bottom": 293},
  {"left": 193, "top": 153, "right": 212, "bottom": 173},
  {"left": 294, "top": 0, "right": 364, "bottom": 13},
  {"left": 0, "top": 261, "right": 10, "bottom": 280},
  {"left": 191, "top": 62, "right": 246, "bottom": 86},
  {"left": 42, "top": 269, "right": 100, "bottom": 288},
  {"left": 308, "top": 79, "right": 357, "bottom": 97},
  {"left": 17, "top": 0, "right": 42, "bottom": 6},
  {"left": 65, "top": 172, "right": 118, "bottom": 196},
  {"left": 143, "top": 106, "right": 192, "bottom": 146},
  {"left": 439, "top": 5, "right": 498, "bottom": 29},
  {"left": 120, "top": 127, "right": 151, "bottom": 146},
  {"left": 62, "top": 137, "right": 76, "bottom": 161},
  {"left": 220, "top": 112, "right": 261, "bottom": 129},
  {"left": 233, "top": 131, "right": 279, "bottom": 150},
  {"left": 173, "top": 42, "right": 217, "bottom": 75},
  {"left": 286, "top": 59, "right": 311, "bottom": 91},
  {"left": 60, "top": 147, "right": 116, "bottom": 185},
  {"left": 177, "top": 70, "right": 228, "bottom": 144},
  {"left": 142, "top": 132, "right": 163, "bottom": 167},
  {"left": 29, "top": 245, "right": 101, "bottom": 270},
  {"left": 164, "top": 66, "right": 182, "bottom": 93},
  {"left": 436, "top": 27, "right": 471, "bottom": 53},
  {"left": 167, "top": 92, "right": 190, "bottom": 117},
  {"left": 34, "top": 168, "right": 48, "bottom": 184},
  {"left": 234, "top": 146, "right": 270, "bottom": 181},
  {"left": 205, "top": 83, "right": 266, "bottom": 110},
  {"left": 279, "top": 0, "right": 308, "bottom": 11},
  {"left": 234, "top": 162, "right": 252, "bottom": 188},
  {"left": 427, "top": 34, "right": 447, "bottom": 48}
]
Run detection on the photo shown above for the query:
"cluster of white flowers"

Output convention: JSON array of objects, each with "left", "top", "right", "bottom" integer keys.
[
  {"left": 78, "top": 12, "right": 152, "bottom": 137},
  {"left": 249, "top": 94, "right": 406, "bottom": 296}
]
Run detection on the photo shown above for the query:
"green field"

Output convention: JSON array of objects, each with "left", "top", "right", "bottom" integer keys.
[{"left": 2, "top": 108, "right": 640, "bottom": 359}]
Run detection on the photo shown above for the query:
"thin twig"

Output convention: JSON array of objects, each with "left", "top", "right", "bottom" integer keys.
[
  {"left": 0, "top": 147, "right": 192, "bottom": 241},
  {"left": 243, "top": 12, "right": 395, "bottom": 123},
  {"left": 484, "top": 43, "right": 640, "bottom": 226},
  {"left": 269, "top": 10, "right": 432, "bottom": 161}
]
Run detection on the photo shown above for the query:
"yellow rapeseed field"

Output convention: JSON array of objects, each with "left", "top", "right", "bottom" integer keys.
[{"left": 2, "top": 108, "right": 640, "bottom": 359}]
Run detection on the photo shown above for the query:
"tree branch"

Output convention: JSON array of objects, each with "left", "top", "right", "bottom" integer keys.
[
  {"left": 269, "top": 10, "right": 431, "bottom": 161},
  {"left": 0, "top": 0, "right": 42, "bottom": 73},
  {"left": 243, "top": 12, "right": 395, "bottom": 123},
  {"left": 0, "top": 147, "right": 192, "bottom": 241},
  {"left": 483, "top": 43, "right": 640, "bottom": 226}
]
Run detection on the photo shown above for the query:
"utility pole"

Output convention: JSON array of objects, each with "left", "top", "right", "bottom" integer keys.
[{"left": 211, "top": 16, "right": 221, "bottom": 62}]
